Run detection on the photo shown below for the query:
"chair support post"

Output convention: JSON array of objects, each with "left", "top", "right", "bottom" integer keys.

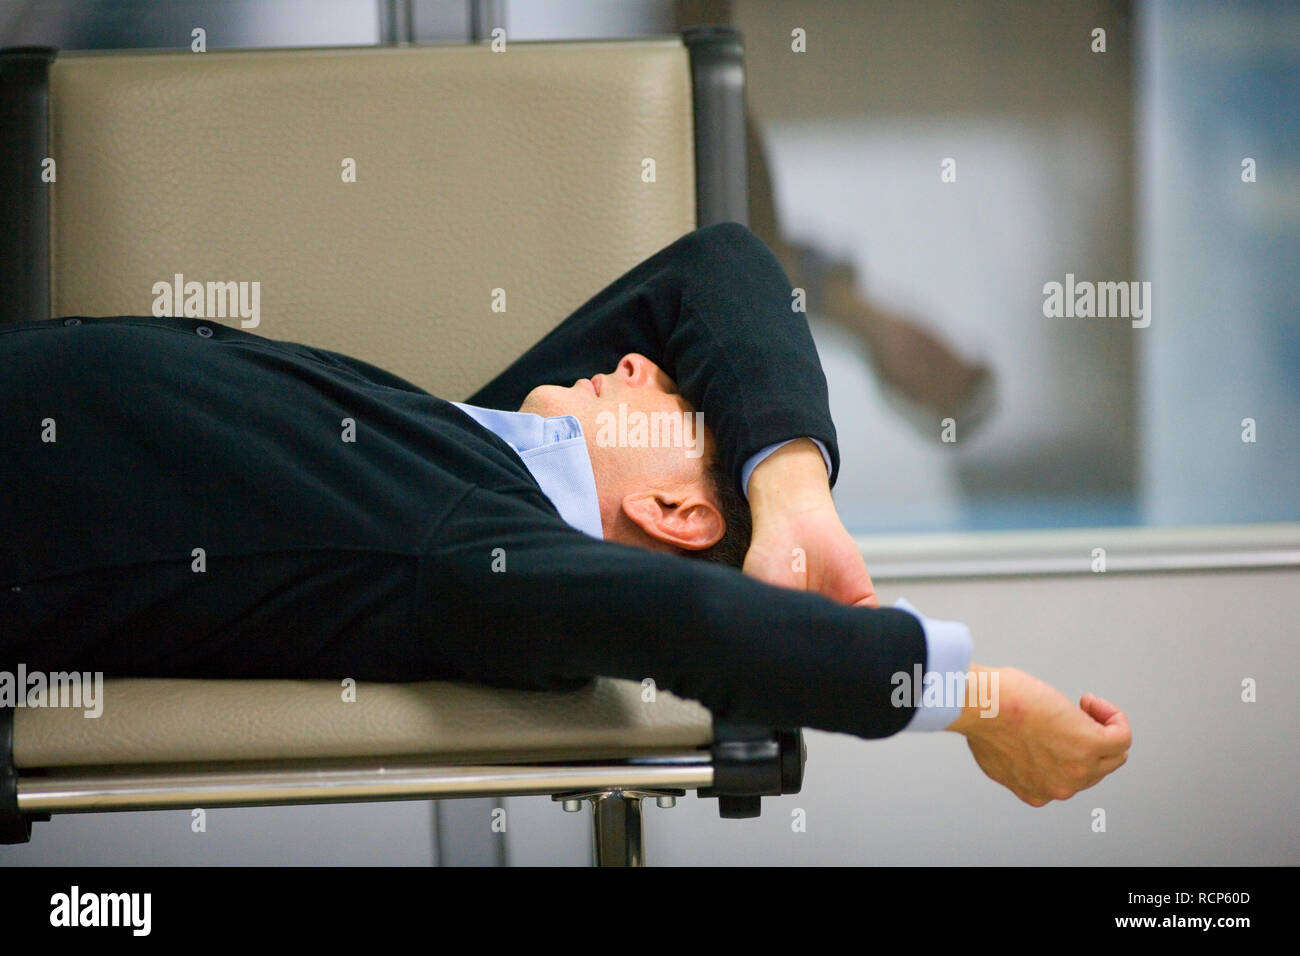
[
  {"left": 589, "top": 791, "right": 644, "bottom": 867},
  {"left": 554, "top": 787, "right": 686, "bottom": 867}
]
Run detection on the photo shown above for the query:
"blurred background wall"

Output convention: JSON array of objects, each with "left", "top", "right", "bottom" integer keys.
[
  {"left": 731, "top": 0, "right": 1140, "bottom": 533},
  {"left": 1137, "top": 0, "right": 1300, "bottom": 526}
]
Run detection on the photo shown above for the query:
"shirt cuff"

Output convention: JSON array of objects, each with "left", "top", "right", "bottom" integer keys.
[
  {"left": 740, "top": 438, "right": 833, "bottom": 499},
  {"left": 892, "top": 597, "right": 974, "bottom": 732}
]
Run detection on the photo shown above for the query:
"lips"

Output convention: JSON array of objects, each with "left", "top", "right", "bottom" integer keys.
[{"left": 591, "top": 374, "right": 603, "bottom": 397}]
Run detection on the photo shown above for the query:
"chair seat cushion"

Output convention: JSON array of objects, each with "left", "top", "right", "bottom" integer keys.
[{"left": 12, "top": 677, "right": 713, "bottom": 768}]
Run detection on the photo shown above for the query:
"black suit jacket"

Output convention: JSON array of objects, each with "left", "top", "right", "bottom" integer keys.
[{"left": 0, "top": 222, "right": 927, "bottom": 739}]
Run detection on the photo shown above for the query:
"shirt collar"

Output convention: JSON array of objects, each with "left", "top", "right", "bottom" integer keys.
[{"left": 451, "top": 402, "right": 604, "bottom": 540}]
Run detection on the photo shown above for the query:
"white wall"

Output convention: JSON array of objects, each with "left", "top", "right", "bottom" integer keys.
[
  {"left": 0, "top": 801, "right": 437, "bottom": 866},
  {"left": 501, "top": 562, "right": 1299, "bottom": 865}
]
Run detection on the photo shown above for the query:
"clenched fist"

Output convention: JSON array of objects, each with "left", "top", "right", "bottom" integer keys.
[{"left": 949, "top": 666, "right": 1132, "bottom": 806}]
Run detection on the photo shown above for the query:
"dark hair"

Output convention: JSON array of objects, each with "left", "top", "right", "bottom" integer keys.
[{"left": 691, "top": 459, "right": 753, "bottom": 568}]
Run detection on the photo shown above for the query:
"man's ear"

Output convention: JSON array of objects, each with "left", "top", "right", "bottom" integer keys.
[{"left": 621, "top": 488, "right": 724, "bottom": 551}]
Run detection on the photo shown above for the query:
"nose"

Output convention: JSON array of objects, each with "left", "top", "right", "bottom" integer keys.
[{"left": 616, "top": 353, "right": 678, "bottom": 393}]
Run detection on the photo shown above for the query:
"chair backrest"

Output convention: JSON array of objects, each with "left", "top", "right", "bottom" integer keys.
[{"left": 40, "top": 41, "right": 698, "bottom": 399}]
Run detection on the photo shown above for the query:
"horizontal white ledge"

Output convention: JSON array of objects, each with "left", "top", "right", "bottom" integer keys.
[{"left": 854, "top": 522, "right": 1300, "bottom": 580}]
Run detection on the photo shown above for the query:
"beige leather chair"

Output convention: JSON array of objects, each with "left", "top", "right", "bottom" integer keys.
[{"left": 0, "top": 30, "right": 804, "bottom": 866}]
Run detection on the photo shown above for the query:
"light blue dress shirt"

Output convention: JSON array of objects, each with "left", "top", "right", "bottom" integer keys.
[
  {"left": 891, "top": 597, "right": 974, "bottom": 732},
  {"left": 451, "top": 403, "right": 604, "bottom": 540},
  {"left": 452, "top": 403, "right": 972, "bottom": 732},
  {"left": 739, "top": 439, "right": 834, "bottom": 494}
]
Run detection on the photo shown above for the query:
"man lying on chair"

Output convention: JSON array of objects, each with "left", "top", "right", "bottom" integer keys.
[{"left": 0, "top": 221, "right": 1130, "bottom": 809}]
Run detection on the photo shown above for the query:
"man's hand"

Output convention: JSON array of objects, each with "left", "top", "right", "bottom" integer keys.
[
  {"left": 949, "top": 666, "right": 1131, "bottom": 807},
  {"left": 743, "top": 439, "right": 878, "bottom": 607}
]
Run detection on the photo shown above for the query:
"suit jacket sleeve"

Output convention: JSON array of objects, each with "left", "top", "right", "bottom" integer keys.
[
  {"left": 417, "top": 486, "right": 927, "bottom": 740},
  {"left": 465, "top": 221, "right": 841, "bottom": 492}
]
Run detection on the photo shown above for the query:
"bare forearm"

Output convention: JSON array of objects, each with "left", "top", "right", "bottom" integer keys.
[
  {"left": 747, "top": 438, "right": 833, "bottom": 515},
  {"left": 742, "top": 438, "right": 878, "bottom": 608}
]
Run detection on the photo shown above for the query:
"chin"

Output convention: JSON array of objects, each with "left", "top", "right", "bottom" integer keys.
[{"left": 520, "top": 383, "right": 577, "bottom": 417}]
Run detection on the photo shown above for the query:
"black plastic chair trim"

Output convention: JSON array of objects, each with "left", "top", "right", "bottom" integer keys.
[
  {"left": 683, "top": 24, "right": 748, "bottom": 229},
  {"left": 0, "top": 46, "right": 56, "bottom": 325}
]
